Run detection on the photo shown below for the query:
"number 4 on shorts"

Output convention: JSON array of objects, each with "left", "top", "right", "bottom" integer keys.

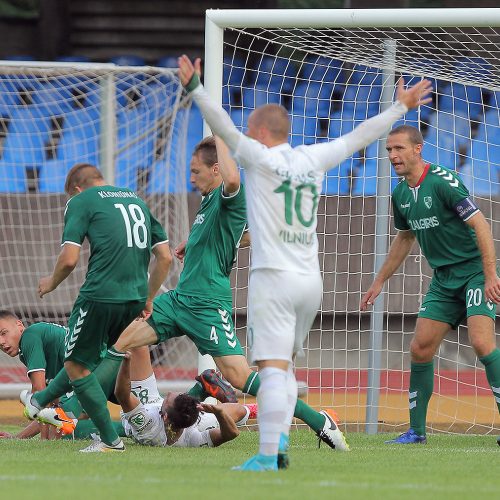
[{"left": 210, "top": 326, "right": 219, "bottom": 344}]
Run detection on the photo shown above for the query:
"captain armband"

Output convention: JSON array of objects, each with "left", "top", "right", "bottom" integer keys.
[{"left": 454, "top": 197, "right": 480, "bottom": 221}]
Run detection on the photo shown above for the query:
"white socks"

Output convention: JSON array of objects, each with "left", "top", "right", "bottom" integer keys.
[
  {"left": 284, "top": 365, "right": 298, "bottom": 433},
  {"left": 257, "top": 366, "right": 288, "bottom": 456}
]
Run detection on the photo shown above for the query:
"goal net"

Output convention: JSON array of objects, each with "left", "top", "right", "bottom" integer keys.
[
  {"left": 0, "top": 61, "right": 199, "bottom": 394},
  {"left": 207, "top": 8, "right": 500, "bottom": 433}
]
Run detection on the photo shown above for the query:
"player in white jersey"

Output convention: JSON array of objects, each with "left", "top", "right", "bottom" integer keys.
[
  {"left": 116, "top": 351, "right": 252, "bottom": 448},
  {"left": 178, "top": 54, "right": 432, "bottom": 471}
]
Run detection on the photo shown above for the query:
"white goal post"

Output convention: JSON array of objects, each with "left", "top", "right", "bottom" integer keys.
[{"left": 204, "top": 8, "right": 500, "bottom": 434}]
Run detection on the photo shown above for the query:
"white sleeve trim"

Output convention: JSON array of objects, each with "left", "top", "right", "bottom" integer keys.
[
  {"left": 152, "top": 239, "right": 169, "bottom": 249},
  {"left": 61, "top": 241, "right": 82, "bottom": 248},
  {"left": 26, "top": 368, "right": 45, "bottom": 375},
  {"left": 463, "top": 209, "right": 480, "bottom": 222},
  {"left": 221, "top": 183, "right": 241, "bottom": 199}
]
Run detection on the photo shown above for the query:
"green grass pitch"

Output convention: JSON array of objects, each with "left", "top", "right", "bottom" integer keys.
[{"left": 0, "top": 426, "right": 498, "bottom": 500}]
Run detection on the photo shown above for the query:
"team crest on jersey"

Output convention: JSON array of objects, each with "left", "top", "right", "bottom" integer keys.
[
  {"left": 424, "top": 196, "right": 432, "bottom": 209},
  {"left": 131, "top": 413, "right": 146, "bottom": 427},
  {"left": 193, "top": 214, "right": 205, "bottom": 225}
]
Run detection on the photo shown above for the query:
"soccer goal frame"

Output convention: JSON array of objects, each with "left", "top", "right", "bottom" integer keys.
[{"left": 203, "top": 8, "right": 500, "bottom": 434}]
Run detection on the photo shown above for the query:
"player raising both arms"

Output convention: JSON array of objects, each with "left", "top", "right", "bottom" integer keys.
[
  {"left": 176, "top": 54, "right": 432, "bottom": 471},
  {"left": 112, "top": 135, "right": 346, "bottom": 458}
]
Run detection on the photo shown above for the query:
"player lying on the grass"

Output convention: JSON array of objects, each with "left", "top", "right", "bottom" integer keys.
[
  {"left": 0, "top": 310, "right": 160, "bottom": 439},
  {"left": 111, "top": 135, "right": 347, "bottom": 457},
  {"left": 116, "top": 351, "right": 255, "bottom": 447}
]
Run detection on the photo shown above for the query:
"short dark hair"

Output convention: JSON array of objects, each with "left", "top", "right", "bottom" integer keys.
[
  {"left": 192, "top": 136, "right": 218, "bottom": 168},
  {"left": 388, "top": 125, "right": 424, "bottom": 145},
  {"left": 64, "top": 163, "right": 104, "bottom": 195},
  {"left": 166, "top": 394, "right": 199, "bottom": 429},
  {"left": 0, "top": 310, "right": 19, "bottom": 321}
]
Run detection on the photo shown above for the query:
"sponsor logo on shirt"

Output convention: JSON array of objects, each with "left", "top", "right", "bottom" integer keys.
[
  {"left": 400, "top": 203, "right": 410, "bottom": 209},
  {"left": 408, "top": 216, "right": 439, "bottom": 231},
  {"left": 130, "top": 413, "right": 146, "bottom": 427},
  {"left": 424, "top": 196, "right": 432, "bottom": 209},
  {"left": 193, "top": 214, "right": 205, "bottom": 225},
  {"left": 278, "top": 229, "right": 314, "bottom": 245}
]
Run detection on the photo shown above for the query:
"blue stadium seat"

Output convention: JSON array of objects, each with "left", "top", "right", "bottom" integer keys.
[
  {"left": 474, "top": 110, "right": 500, "bottom": 145},
  {"left": 56, "top": 132, "right": 99, "bottom": 164},
  {"left": 460, "top": 139, "right": 499, "bottom": 196},
  {"left": 110, "top": 55, "right": 146, "bottom": 66},
  {"left": 156, "top": 56, "right": 178, "bottom": 68},
  {"left": 146, "top": 159, "right": 190, "bottom": 194},
  {"left": 2, "top": 132, "right": 47, "bottom": 164},
  {"left": 4, "top": 55, "right": 36, "bottom": 61},
  {"left": 352, "top": 157, "right": 378, "bottom": 196},
  {"left": 450, "top": 83, "right": 483, "bottom": 118},
  {"left": 322, "top": 160, "right": 351, "bottom": 195},
  {"left": 0, "top": 161, "right": 27, "bottom": 192},
  {"left": 241, "top": 87, "right": 281, "bottom": 109},
  {"left": 38, "top": 159, "right": 70, "bottom": 193}
]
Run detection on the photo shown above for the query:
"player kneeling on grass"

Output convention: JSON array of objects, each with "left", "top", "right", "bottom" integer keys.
[{"left": 115, "top": 351, "right": 252, "bottom": 448}]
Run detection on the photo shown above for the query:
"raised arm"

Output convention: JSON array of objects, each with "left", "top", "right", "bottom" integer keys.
[
  {"left": 307, "top": 78, "right": 433, "bottom": 172},
  {"left": 465, "top": 212, "right": 500, "bottom": 304},
  {"left": 214, "top": 136, "right": 240, "bottom": 196},
  {"left": 360, "top": 230, "right": 416, "bottom": 311}
]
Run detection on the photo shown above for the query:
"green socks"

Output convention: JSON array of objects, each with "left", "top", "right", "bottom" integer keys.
[
  {"left": 92, "top": 349, "right": 125, "bottom": 400},
  {"left": 72, "top": 373, "right": 120, "bottom": 446},
  {"left": 242, "top": 371, "right": 326, "bottom": 433},
  {"left": 68, "top": 419, "right": 126, "bottom": 440},
  {"left": 187, "top": 381, "right": 207, "bottom": 401},
  {"left": 409, "top": 361, "right": 434, "bottom": 436},
  {"left": 479, "top": 348, "right": 500, "bottom": 414},
  {"left": 33, "top": 368, "right": 72, "bottom": 408}
]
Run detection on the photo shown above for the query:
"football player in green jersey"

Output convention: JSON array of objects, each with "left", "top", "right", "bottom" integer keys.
[
  {"left": 0, "top": 310, "right": 159, "bottom": 439},
  {"left": 112, "top": 136, "right": 347, "bottom": 458},
  {"left": 361, "top": 124, "right": 500, "bottom": 444},
  {"left": 20, "top": 164, "right": 172, "bottom": 452}
]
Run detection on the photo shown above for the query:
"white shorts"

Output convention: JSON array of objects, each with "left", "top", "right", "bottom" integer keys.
[{"left": 247, "top": 269, "right": 322, "bottom": 363}]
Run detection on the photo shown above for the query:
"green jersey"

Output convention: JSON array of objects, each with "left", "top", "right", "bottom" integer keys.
[
  {"left": 18, "top": 323, "right": 66, "bottom": 384},
  {"left": 176, "top": 184, "right": 247, "bottom": 302},
  {"left": 62, "top": 185, "right": 168, "bottom": 303},
  {"left": 392, "top": 164, "right": 481, "bottom": 270}
]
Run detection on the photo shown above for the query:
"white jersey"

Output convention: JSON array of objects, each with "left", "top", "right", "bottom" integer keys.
[
  {"left": 191, "top": 84, "right": 408, "bottom": 273},
  {"left": 121, "top": 401, "right": 215, "bottom": 448}
]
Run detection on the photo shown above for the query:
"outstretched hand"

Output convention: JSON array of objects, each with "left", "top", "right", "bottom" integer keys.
[
  {"left": 178, "top": 55, "right": 202, "bottom": 88},
  {"left": 396, "top": 78, "right": 433, "bottom": 110}
]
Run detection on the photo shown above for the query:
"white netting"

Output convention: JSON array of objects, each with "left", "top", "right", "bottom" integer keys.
[
  {"left": 0, "top": 62, "right": 199, "bottom": 388},
  {"left": 221, "top": 19, "right": 500, "bottom": 433}
]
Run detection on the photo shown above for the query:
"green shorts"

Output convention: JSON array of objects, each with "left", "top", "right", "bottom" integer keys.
[
  {"left": 147, "top": 290, "right": 243, "bottom": 357},
  {"left": 418, "top": 260, "right": 496, "bottom": 329},
  {"left": 65, "top": 296, "right": 144, "bottom": 371}
]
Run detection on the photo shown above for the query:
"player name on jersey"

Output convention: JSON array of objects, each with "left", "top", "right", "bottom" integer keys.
[{"left": 97, "top": 190, "right": 138, "bottom": 198}]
